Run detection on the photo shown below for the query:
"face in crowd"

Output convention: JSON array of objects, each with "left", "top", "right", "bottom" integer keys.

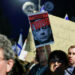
[
  {"left": 68, "top": 46, "right": 75, "bottom": 66},
  {"left": 0, "top": 34, "right": 15, "bottom": 75},
  {"left": 34, "top": 25, "right": 52, "bottom": 43},
  {"left": 49, "top": 60, "right": 62, "bottom": 72},
  {"left": 35, "top": 47, "right": 47, "bottom": 64},
  {"left": 48, "top": 50, "right": 68, "bottom": 72},
  {"left": 0, "top": 49, "right": 14, "bottom": 75}
]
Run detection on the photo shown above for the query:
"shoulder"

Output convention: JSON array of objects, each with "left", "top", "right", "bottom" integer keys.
[
  {"left": 64, "top": 66, "right": 74, "bottom": 75},
  {"left": 32, "top": 64, "right": 40, "bottom": 68},
  {"left": 28, "top": 64, "right": 40, "bottom": 75},
  {"left": 42, "top": 67, "right": 51, "bottom": 75}
]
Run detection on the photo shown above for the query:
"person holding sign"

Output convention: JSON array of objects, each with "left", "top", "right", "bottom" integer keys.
[
  {"left": 28, "top": 45, "right": 51, "bottom": 75},
  {"left": 64, "top": 45, "right": 75, "bottom": 75}
]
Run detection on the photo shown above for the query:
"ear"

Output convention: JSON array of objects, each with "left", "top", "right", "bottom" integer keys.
[{"left": 6, "top": 59, "right": 14, "bottom": 72}]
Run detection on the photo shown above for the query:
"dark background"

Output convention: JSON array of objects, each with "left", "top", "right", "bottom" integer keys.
[
  {"left": 0, "top": 0, "right": 30, "bottom": 42},
  {"left": 0, "top": 0, "right": 75, "bottom": 42}
]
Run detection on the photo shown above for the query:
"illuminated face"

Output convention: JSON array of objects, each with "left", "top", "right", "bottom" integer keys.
[
  {"left": 0, "top": 48, "right": 7, "bottom": 75},
  {"left": 49, "top": 61, "right": 62, "bottom": 72},
  {"left": 0, "top": 48, "right": 14, "bottom": 75},
  {"left": 68, "top": 48, "right": 75, "bottom": 66},
  {"left": 34, "top": 25, "right": 51, "bottom": 43},
  {"left": 36, "top": 47, "right": 47, "bottom": 63}
]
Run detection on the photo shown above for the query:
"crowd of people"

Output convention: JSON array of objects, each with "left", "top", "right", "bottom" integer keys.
[
  {"left": 0, "top": 1, "right": 75, "bottom": 75},
  {"left": 0, "top": 33, "right": 75, "bottom": 75}
]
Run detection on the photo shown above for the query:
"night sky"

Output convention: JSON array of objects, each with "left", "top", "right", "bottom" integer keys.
[
  {"left": 0, "top": 0, "right": 30, "bottom": 42},
  {"left": 0, "top": 0, "right": 75, "bottom": 42}
]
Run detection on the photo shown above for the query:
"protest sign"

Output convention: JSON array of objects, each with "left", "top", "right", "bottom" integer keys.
[{"left": 28, "top": 12, "right": 54, "bottom": 48}]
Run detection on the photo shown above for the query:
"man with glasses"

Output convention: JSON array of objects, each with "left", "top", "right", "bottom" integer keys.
[{"left": 0, "top": 34, "right": 15, "bottom": 75}]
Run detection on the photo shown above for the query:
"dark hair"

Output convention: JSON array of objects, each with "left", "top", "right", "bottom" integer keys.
[
  {"left": 48, "top": 50, "right": 69, "bottom": 67},
  {"left": 0, "top": 34, "right": 15, "bottom": 60}
]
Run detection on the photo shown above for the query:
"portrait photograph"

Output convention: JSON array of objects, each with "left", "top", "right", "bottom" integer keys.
[{"left": 28, "top": 12, "right": 54, "bottom": 48}]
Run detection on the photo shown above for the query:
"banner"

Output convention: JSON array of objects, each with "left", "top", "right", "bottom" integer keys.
[{"left": 28, "top": 12, "right": 54, "bottom": 48}]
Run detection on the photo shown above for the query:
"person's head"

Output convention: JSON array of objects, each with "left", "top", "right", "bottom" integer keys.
[
  {"left": 0, "top": 34, "right": 15, "bottom": 75},
  {"left": 48, "top": 50, "right": 68, "bottom": 72},
  {"left": 35, "top": 46, "right": 47, "bottom": 65},
  {"left": 68, "top": 45, "right": 75, "bottom": 67},
  {"left": 33, "top": 19, "right": 52, "bottom": 44}
]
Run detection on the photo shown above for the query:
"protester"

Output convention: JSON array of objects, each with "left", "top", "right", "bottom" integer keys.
[
  {"left": 0, "top": 34, "right": 15, "bottom": 75},
  {"left": 42, "top": 50, "right": 69, "bottom": 75},
  {"left": 64, "top": 45, "right": 75, "bottom": 75},
  {"left": 28, "top": 45, "right": 51, "bottom": 75}
]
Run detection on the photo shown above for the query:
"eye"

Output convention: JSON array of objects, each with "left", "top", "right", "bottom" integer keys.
[
  {"left": 68, "top": 52, "right": 71, "bottom": 55},
  {"left": 73, "top": 53, "right": 75, "bottom": 55}
]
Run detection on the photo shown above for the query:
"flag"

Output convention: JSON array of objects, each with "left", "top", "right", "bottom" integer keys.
[
  {"left": 18, "top": 50, "right": 28, "bottom": 61},
  {"left": 40, "top": 5, "right": 45, "bottom": 12},
  {"left": 17, "top": 32, "right": 23, "bottom": 56},
  {"left": 65, "top": 14, "right": 69, "bottom": 20},
  {"left": 18, "top": 39, "right": 28, "bottom": 61}
]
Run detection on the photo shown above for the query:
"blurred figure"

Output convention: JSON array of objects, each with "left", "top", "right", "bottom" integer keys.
[
  {"left": 9, "top": 58, "right": 25, "bottom": 75},
  {"left": 28, "top": 45, "right": 51, "bottom": 75},
  {"left": 0, "top": 34, "right": 15, "bottom": 75},
  {"left": 43, "top": 50, "right": 69, "bottom": 75},
  {"left": 64, "top": 45, "right": 75, "bottom": 75}
]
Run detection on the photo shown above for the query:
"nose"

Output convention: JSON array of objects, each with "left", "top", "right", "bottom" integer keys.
[
  {"left": 40, "top": 28, "right": 45, "bottom": 35},
  {"left": 55, "top": 62, "right": 58, "bottom": 66},
  {"left": 54, "top": 62, "right": 61, "bottom": 67}
]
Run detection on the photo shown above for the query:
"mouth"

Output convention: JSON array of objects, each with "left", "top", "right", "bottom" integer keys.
[
  {"left": 53, "top": 66, "right": 58, "bottom": 71},
  {"left": 69, "top": 58, "right": 72, "bottom": 62}
]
